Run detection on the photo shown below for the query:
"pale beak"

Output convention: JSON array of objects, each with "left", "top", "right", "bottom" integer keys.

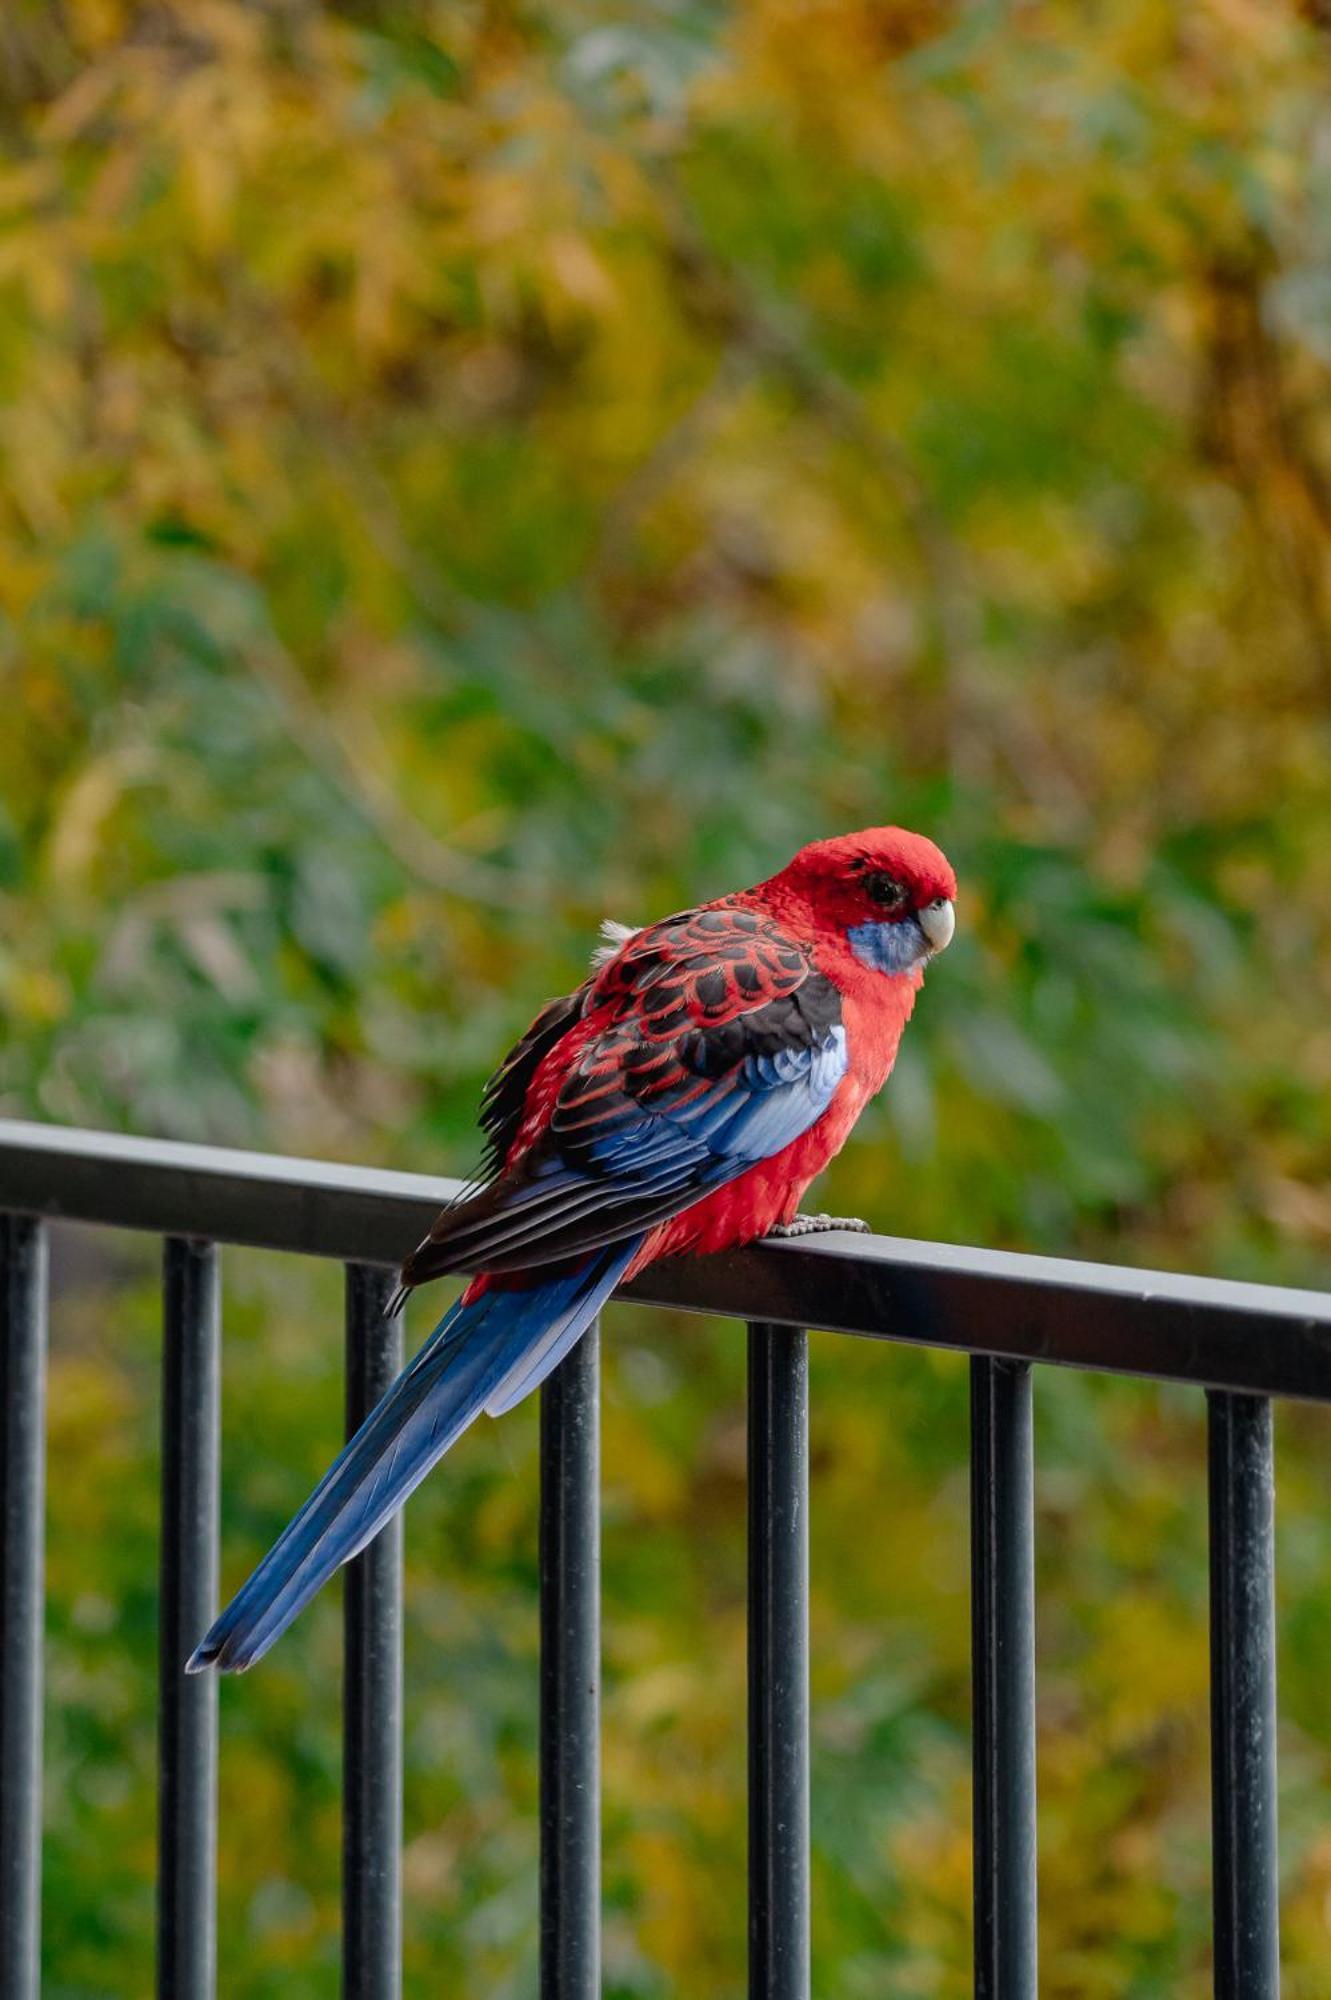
[{"left": 918, "top": 897, "right": 955, "bottom": 953}]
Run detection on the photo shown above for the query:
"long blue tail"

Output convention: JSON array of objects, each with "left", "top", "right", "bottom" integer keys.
[{"left": 187, "top": 1239, "right": 641, "bottom": 1673}]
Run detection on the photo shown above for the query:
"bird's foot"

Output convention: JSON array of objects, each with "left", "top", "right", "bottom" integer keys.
[{"left": 765, "top": 1211, "right": 870, "bottom": 1240}]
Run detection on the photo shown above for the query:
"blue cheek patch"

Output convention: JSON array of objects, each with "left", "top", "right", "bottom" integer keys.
[{"left": 848, "top": 918, "right": 926, "bottom": 975}]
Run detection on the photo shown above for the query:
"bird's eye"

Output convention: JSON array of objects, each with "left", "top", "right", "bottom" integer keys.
[{"left": 863, "top": 871, "right": 908, "bottom": 910}]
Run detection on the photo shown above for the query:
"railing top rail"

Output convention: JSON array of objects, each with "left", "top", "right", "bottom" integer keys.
[{"left": 1, "top": 1116, "right": 1329, "bottom": 1401}]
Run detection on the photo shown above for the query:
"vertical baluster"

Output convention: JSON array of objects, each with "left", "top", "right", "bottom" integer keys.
[
  {"left": 158, "top": 1237, "right": 221, "bottom": 2000},
  {"left": 540, "top": 1321, "right": 601, "bottom": 2000},
  {"left": 748, "top": 1322, "right": 810, "bottom": 2000},
  {"left": 971, "top": 1354, "right": 1037, "bottom": 2000},
  {"left": 342, "top": 1264, "right": 403, "bottom": 2000},
  {"left": 1208, "top": 1390, "right": 1280, "bottom": 1999},
  {"left": 1, "top": 1215, "right": 47, "bottom": 2000}
]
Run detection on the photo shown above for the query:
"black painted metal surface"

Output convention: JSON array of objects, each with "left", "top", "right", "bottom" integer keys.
[
  {"left": 157, "top": 1237, "right": 221, "bottom": 2000},
  {"left": 0, "top": 1214, "right": 47, "bottom": 2000},
  {"left": 748, "top": 1322, "right": 810, "bottom": 2000},
  {"left": 3, "top": 1118, "right": 1331, "bottom": 1399},
  {"left": 1208, "top": 1391, "right": 1280, "bottom": 1999},
  {"left": 342, "top": 1263, "right": 404, "bottom": 2000},
  {"left": 540, "top": 1324, "right": 601, "bottom": 2000},
  {"left": 971, "top": 1355, "right": 1037, "bottom": 2000}
]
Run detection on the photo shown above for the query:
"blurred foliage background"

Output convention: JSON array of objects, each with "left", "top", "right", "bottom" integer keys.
[{"left": 3, "top": 0, "right": 1331, "bottom": 1993}]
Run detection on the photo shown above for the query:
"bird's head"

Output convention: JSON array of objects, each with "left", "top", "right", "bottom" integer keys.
[{"left": 762, "top": 827, "right": 957, "bottom": 975}]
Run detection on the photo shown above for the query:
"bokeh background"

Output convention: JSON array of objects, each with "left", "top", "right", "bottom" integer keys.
[{"left": 3, "top": 1, "right": 1331, "bottom": 1993}]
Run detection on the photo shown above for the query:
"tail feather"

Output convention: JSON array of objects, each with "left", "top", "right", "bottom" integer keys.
[{"left": 187, "top": 1239, "right": 640, "bottom": 1674}]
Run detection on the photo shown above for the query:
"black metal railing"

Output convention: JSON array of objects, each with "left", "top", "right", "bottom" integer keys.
[{"left": 2, "top": 1118, "right": 1329, "bottom": 1998}]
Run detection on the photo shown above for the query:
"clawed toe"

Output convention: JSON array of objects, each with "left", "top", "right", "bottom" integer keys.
[{"left": 766, "top": 1212, "right": 871, "bottom": 1240}]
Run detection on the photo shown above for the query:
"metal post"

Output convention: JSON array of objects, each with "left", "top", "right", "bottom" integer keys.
[
  {"left": 342, "top": 1264, "right": 403, "bottom": 2000},
  {"left": 1, "top": 1215, "right": 47, "bottom": 2000},
  {"left": 1208, "top": 1390, "right": 1280, "bottom": 1999},
  {"left": 158, "top": 1237, "right": 221, "bottom": 2000},
  {"left": 971, "top": 1354, "right": 1037, "bottom": 2000},
  {"left": 540, "top": 1322, "right": 601, "bottom": 2000},
  {"left": 747, "top": 1322, "right": 810, "bottom": 2000}
]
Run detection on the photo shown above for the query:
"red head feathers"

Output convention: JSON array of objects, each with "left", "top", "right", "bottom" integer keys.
[{"left": 750, "top": 827, "right": 957, "bottom": 975}]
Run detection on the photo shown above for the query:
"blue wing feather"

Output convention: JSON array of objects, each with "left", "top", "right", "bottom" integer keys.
[
  {"left": 576, "top": 1024, "right": 846, "bottom": 1179},
  {"left": 399, "top": 1009, "right": 848, "bottom": 1282}
]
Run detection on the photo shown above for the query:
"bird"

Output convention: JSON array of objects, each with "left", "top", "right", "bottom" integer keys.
[{"left": 188, "top": 826, "right": 956, "bottom": 1673}]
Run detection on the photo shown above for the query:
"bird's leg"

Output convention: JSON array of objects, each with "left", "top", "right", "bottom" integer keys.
[{"left": 765, "top": 1211, "right": 870, "bottom": 1240}]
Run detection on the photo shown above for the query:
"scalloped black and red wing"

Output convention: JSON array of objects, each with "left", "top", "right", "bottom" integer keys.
[
  {"left": 592, "top": 905, "right": 811, "bottom": 1028},
  {"left": 398, "top": 904, "right": 847, "bottom": 1289},
  {"left": 476, "top": 983, "right": 591, "bottom": 1179}
]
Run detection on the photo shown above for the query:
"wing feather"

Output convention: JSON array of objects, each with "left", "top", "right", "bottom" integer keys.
[{"left": 398, "top": 905, "right": 846, "bottom": 1290}]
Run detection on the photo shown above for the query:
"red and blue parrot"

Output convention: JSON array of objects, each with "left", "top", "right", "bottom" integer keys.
[{"left": 190, "top": 827, "right": 956, "bottom": 1672}]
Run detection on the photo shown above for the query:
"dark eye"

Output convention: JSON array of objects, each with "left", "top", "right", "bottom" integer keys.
[{"left": 864, "top": 872, "right": 908, "bottom": 910}]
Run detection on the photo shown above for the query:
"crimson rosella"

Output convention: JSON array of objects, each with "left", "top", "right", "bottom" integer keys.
[{"left": 189, "top": 827, "right": 956, "bottom": 1672}]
